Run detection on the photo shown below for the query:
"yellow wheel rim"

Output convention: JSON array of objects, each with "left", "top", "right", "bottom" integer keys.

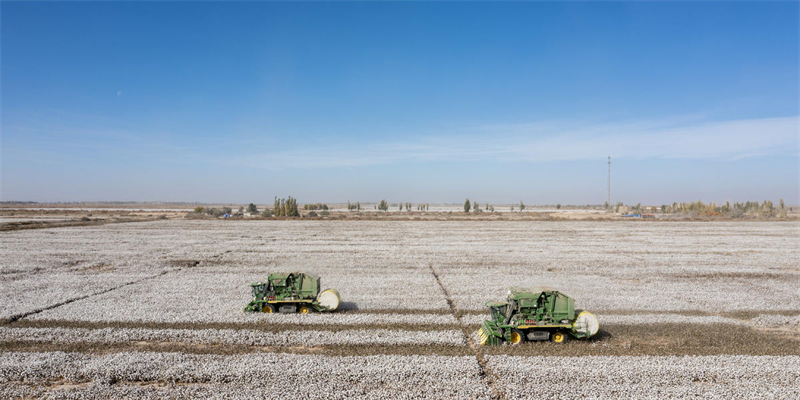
[
  {"left": 510, "top": 332, "right": 522, "bottom": 344},
  {"left": 262, "top": 305, "right": 272, "bottom": 313},
  {"left": 553, "top": 332, "right": 564, "bottom": 343},
  {"left": 300, "top": 307, "right": 309, "bottom": 314}
]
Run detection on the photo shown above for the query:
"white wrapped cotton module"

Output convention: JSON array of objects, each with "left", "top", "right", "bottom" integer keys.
[{"left": 317, "top": 288, "right": 340, "bottom": 311}]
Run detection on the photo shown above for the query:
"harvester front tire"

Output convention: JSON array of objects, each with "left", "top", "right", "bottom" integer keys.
[
  {"left": 550, "top": 331, "right": 567, "bottom": 344},
  {"left": 299, "top": 306, "right": 311, "bottom": 314},
  {"left": 509, "top": 329, "right": 524, "bottom": 345},
  {"left": 262, "top": 304, "right": 276, "bottom": 314}
]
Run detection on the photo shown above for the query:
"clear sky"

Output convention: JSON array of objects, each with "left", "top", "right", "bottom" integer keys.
[{"left": 2, "top": 2, "right": 798, "bottom": 205}]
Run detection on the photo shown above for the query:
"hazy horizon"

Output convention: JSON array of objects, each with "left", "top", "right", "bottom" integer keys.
[{"left": 2, "top": 2, "right": 798, "bottom": 204}]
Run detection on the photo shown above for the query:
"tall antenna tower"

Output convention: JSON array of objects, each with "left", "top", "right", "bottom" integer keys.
[{"left": 607, "top": 156, "right": 611, "bottom": 208}]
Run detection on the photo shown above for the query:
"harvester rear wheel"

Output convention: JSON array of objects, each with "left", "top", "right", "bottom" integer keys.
[
  {"left": 299, "top": 306, "right": 311, "bottom": 314},
  {"left": 262, "top": 304, "right": 276, "bottom": 313},
  {"left": 550, "top": 331, "right": 567, "bottom": 344},
  {"left": 509, "top": 329, "right": 524, "bottom": 345}
]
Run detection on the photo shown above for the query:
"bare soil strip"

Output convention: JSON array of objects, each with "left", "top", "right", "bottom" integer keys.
[
  {"left": 452, "top": 308, "right": 800, "bottom": 319},
  {"left": 430, "top": 263, "right": 504, "bottom": 400},
  {"left": 8, "top": 319, "right": 462, "bottom": 333},
  {"left": 0, "top": 341, "right": 473, "bottom": 357},
  {"left": 1, "top": 323, "right": 795, "bottom": 358},
  {"left": 581, "top": 309, "right": 800, "bottom": 319},
  {"left": 0, "top": 217, "right": 159, "bottom": 232},
  {"left": 477, "top": 322, "right": 800, "bottom": 357}
]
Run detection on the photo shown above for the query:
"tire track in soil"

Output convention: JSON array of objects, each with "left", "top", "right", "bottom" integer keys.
[{"left": 429, "top": 263, "right": 504, "bottom": 400}]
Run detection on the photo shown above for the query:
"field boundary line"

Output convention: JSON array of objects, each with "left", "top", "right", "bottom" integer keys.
[{"left": 429, "top": 263, "right": 504, "bottom": 400}]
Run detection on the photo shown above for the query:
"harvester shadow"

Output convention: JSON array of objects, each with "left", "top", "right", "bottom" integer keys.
[
  {"left": 337, "top": 302, "right": 359, "bottom": 312},
  {"left": 591, "top": 329, "right": 613, "bottom": 341}
]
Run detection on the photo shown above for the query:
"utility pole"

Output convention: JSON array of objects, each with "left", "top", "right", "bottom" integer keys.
[{"left": 607, "top": 156, "right": 611, "bottom": 209}]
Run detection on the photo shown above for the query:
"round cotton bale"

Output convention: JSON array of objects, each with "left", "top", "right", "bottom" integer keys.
[
  {"left": 572, "top": 310, "right": 600, "bottom": 337},
  {"left": 317, "top": 288, "right": 340, "bottom": 311}
]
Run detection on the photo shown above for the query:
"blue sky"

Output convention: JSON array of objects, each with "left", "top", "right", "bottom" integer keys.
[{"left": 2, "top": 2, "right": 798, "bottom": 204}]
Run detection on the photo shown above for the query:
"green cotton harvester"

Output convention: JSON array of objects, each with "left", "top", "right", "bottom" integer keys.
[
  {"left": 244, "top": 272, "right": 340, "bottom": 314},
  {"left": 478, "top": 287, "right": 599, "bottom": 345}
]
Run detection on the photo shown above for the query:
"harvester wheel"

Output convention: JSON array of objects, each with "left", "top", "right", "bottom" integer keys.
[
  {"left": 550, "top": 331, "right": 567, "bottom": 344},
  {"left": 299, "top": 306, "right": 311, "bottom": 314},
  {"left": 262, "top": 304, "right": 276, "bottom": 313},
  {"left": 509, "top": 329, "right": 524, "bottom": 345}
]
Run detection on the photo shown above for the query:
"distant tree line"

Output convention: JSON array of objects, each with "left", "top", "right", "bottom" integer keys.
[
  {"left": 273, "top": 196, "right": 299, "bottom": 217},
  {"left": 609, "top": 199, "right": 789, "bottom": 218},
  {"left": 347, "top": 201, "right": 361, "bottom": 211},
  {"left": 660, "top": 199, "right": 787, "bottom": 218}
]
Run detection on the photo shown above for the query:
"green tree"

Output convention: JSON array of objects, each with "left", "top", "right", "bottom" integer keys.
[
  {"left": 464, "top": 198, "right": 471, "bottom": 213},
  {"left": 556, "top": 204, "right": 561, "bottom": 210},
  {"left": 246, "top": 203, "right": 258, "bottom": 213},
  {"left": 378, "top": 199, "right": 388, "bottom": 211},
  {"left": 519, "top": 201, "right": 525, "bottom": 212}
]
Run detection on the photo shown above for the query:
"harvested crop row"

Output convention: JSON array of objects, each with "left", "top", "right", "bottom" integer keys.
[
  {"left": 0, "top": 351, "right": 492, "bottom": 399},
  {"left": 460, "top": 312, "right": 800, "bottom": 327},
  {"left": 0, "top": 327, "right": 466, "bottom": 347},
  {"left": 471, "top": 323, "right": 800, "bottom": 357},
  {"left": 487, "top": 355, "right": 800, "bottom": 399},
  {"left": 30, "top": 308, "right": 459, "bottom": 325},
  {"left": 10, "top": 319, "right": 460, "bottom": 334}
]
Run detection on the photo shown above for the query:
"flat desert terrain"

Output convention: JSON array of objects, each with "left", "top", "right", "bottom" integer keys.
[{"left": 1, "top": 220, "right": 799, "bottom": 399}]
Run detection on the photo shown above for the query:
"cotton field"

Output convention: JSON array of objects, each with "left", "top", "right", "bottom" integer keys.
[{"left": 1, "top": 220, "right": 798, "bottom": 398}]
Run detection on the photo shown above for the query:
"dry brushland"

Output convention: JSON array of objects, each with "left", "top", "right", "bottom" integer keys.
[{"left": 1, "top": 218, "right": 798, "bottom": 399}]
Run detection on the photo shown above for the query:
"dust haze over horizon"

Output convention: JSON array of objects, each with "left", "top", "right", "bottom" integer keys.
[{"left": 1, "top": 2, "right": 798, "bottom": 205}]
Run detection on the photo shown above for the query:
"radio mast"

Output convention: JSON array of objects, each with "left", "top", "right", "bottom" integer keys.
[{"left": 607, "top": 156, "right": 611, "bottom": 209}]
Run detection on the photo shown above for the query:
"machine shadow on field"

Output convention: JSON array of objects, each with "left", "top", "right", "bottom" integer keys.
[{"left": 336, "top": 302, "right": 359, "bottom": 312}]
